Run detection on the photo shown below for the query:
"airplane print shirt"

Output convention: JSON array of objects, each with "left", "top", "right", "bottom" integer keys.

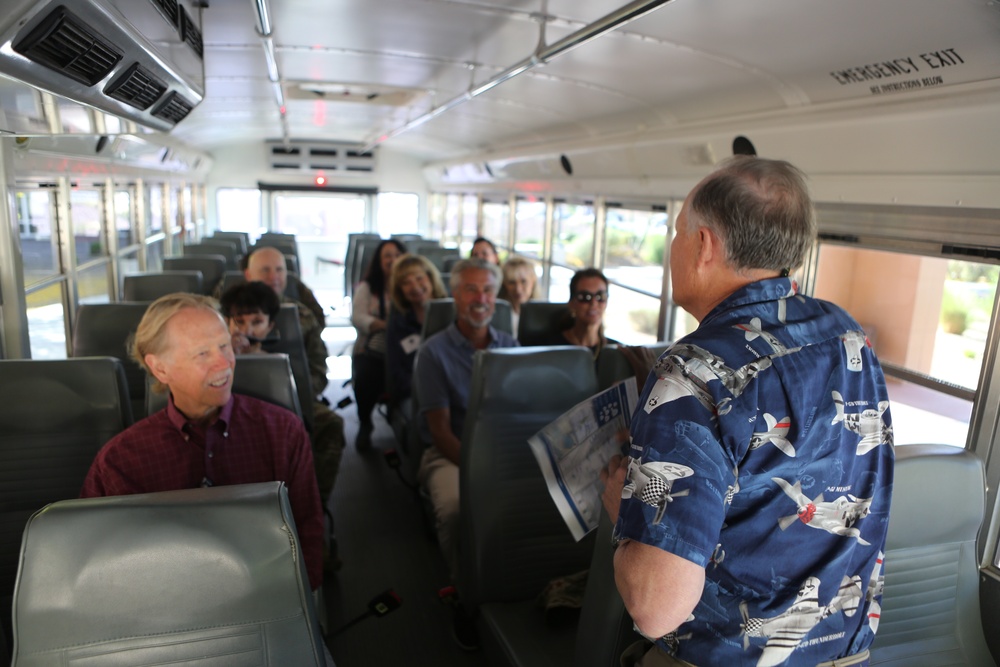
[{"left": 614, "top": 277, "right": 894, "bottom": 667}]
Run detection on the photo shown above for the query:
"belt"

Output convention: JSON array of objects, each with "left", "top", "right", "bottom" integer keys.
[{"left": 816, "top": 649, "right": 870, "bottom": 667}]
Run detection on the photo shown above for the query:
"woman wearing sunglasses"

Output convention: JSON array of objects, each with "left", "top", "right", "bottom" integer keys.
[{"left": 540, "top": 268, "right": 618, "bottom": 357}]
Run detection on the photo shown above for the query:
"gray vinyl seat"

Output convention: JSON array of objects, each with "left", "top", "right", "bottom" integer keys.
[
  {"left": 10, "top": 482, "right": 326, "bottom": 666},
  {"left": 869, "top": 444, "right": 995, "bottom": 666},
  {"left": 210, "top": 231, "right": 250, "bottom": 255},
  {"left": 391, "top": 233, "right": 423, "bottom": 244},
  {"left": 573, "top": 513, "right": 640, "bottom": 666},
  {"left": 254, "top": 236, "right": 300, "bottom": 270},
  {"left": 122, "top": 270, "right": 203, "bottom": 301},
  {"left": 344, "top": 233, "right": 380, "bottom": 300},
  {"left": 163, "top": 256, "right": 226, "bottom": 294},
  {"left": 184, "top": 241, "right": 240, "bottom": 270},
  {"left": 420, "top": 298, "right": 514, "bottom": 342},
  {"left": 145, "top": 354, "right": 304, "bottom": 422},
  {"left": 267, "top": 304, "right": 316, "bottom": 432},
  {"left": 422, "top": 246, "right": 461, "bottom": 272},
  {"left": 596, "top": 342, "right": 671, "bottom": 390},
  {"left": 217, "top": 269, "right": 308, "bottom": 304},
  {"left": 0, "top": 357, "right": 132, "bottom": 657},
  {"left": 71, "top": 303, "right": 151, "bottom": 419},
  {"left": 350, "top": 237, "right": 383, "bottom": 296},
  {"left": 458, "top": 346, "right": 600, "bottom": 667},
  {"left": 518, "top": 301, "right": 571, "bottom": 346}
]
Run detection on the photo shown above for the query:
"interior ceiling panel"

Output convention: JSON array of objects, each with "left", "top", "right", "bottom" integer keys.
[{"left": 166, "top": 0, "right": 1000, "bottom": 165}]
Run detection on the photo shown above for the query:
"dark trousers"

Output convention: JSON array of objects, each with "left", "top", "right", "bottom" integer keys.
[{"left": 352, "top": 352, "right": 385, "bottom": 427}]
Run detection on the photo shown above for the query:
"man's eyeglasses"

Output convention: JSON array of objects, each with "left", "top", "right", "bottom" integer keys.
[{"left": 572, "top": 290, "right": 607, "bottom": 303}]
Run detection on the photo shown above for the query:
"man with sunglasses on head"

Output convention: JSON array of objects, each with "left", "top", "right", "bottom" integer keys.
[
  {"left": 414, "top": 257, "right": 518, "bottom": 650},
  {"left": 599, "top": 157, "right": 893, "bottom": 667}
]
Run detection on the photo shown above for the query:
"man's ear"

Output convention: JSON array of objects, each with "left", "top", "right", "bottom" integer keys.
[
  {"left": 696, "top": 226, "right": 720, "bottom": 268},
  {"left": 145, "top": 352, "right": 170, "bottom": 386}
]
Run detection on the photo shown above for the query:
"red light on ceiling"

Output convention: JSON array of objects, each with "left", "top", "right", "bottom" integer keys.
[{"left": 315, "top": 173, "right": 327, "bottom": 186}]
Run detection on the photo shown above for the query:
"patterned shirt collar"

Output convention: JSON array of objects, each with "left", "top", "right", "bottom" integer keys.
[
  {"left": 445, "top": 321, "right": 504, "bottom": 350},
  {"left": 701, "top": 277, "right": 798, "bottom": 327}
]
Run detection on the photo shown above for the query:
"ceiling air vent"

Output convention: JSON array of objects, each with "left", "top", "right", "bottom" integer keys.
[
  {"left": 179, "top": 6, "right": 203, "bottom": 59},
  {"left": 104, "top": 63, "right": 167, "bottom": 110},
  {"left": 150, "top": 0, "right": 180, "bottom": 28},
  {"left": 151, "top": 90, "right": 194, "bottom": 124},
  {"left": 13, "top": 6, "right": 123, "bottom": 87}
]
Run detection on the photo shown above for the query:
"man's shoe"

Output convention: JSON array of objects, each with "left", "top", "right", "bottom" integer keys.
[{"left": 452, "top": 607, "right": 480, "bottom": 651}]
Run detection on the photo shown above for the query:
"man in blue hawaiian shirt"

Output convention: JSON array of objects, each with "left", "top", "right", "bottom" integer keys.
[{"left": 601, "top": 156, "right": 893, "bottom": 667}]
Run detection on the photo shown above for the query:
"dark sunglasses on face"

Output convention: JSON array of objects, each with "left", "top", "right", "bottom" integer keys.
[{"left": 572, "top": 290, "right": 607, "bottom": 303}]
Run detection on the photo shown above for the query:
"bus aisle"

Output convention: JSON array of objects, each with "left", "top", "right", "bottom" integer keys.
[{"left": 319, "top": 325, "right": 488, "bottom": 666}]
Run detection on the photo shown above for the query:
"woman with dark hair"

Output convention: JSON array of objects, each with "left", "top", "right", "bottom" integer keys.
[
  {"left": 351, "top": 238, "right": 406, "bottom": 448},
  {"left": 470, "top": 236, "right": 500, "bottom": 265},
  {"left": 540, "top": 267, "right": 619, "bottom": 358}
]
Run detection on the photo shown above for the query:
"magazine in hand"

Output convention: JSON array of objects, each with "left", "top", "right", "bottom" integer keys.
[{"left": 528, "top": 377, "right": 638, "bottom": 541}]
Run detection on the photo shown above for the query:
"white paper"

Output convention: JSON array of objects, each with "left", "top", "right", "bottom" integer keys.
[
  {"left": 400, "top": 333, "right": 421, "bottom": 354},
  {"left": 528, "top": 377, "right": 638, "bottom": 541}
]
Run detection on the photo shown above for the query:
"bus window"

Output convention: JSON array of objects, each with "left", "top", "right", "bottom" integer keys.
[
  {"left": 442, "top": 193, "right": 467, "bottom": 250},
  {"left": 216, "top": 188, "right": 262, "bottom": 236},
  {"left": 376, "top": 192, "right": 418, "bottom": 237},
  {"left": 552, "top": 202, "right": 595, "bottom": 269},
  {"left": 479, "top": 197, "right": 508, "bottom": 254},
  {"left": 148, "top": 185, "right": 163, "bottom": 235},
  {"left": 71, "top": 189, "right": 106, "bottom": 264},
  {"left": 115, "top": 189, "right": 136, "bottom": 250},
  {"left": 814, "top": 245, "right": 988, "bottom": 448},
  {"left": 514, "top": 199, "right": 545, "bottom": 259},
  {"left": 18, "top": 189, "right": 68, "bottom": 359}
]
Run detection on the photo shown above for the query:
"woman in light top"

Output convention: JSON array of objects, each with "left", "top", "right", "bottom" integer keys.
[
  {"left": 498, "top": 255, "right": 541, "bottom": 336},
  {"left": 386, "top": 254, "right": 448, "bottom": 403},
  {"left": 351, "top": 238, "right": 406, "bottom": 448}
]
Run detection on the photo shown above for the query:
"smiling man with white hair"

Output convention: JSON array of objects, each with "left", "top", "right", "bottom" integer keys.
[{"left": 80, "top": 293, "right": 325, "bottom": 593}]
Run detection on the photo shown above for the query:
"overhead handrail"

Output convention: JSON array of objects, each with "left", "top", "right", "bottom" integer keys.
[{"left": 362, "top": 0, "right": 675, "bottom": 152}]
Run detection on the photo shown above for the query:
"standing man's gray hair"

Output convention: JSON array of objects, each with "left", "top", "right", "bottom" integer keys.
[{"left": 687, "top": 156, "right": 815, "bottom": 274}]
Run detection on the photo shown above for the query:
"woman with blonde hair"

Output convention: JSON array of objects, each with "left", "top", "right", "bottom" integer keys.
[
  {"left": 386, "top": 254, "right": 448, "bottom": 402},
  {"left": 498, "top": 255, "right": 541, "bottom": 335}
]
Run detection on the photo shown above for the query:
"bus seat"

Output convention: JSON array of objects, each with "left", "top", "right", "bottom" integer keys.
[
  {"left": 10, "top": 482, "right": 326, "bottom": 666},
  {"left": 0, "top": 357, "right": 132, "bottom": 656},
  {"left": 254, "top": 237, "right": 300, "bottom": 271},
  {"left": 573, "top": 512, "right": 640, "bottom": 667},
  {"left": 459, "top": 346, "right": 600, "bottom": 667},
  {"left": 596, "top": 343, "right": 671, "bottom": 391},
  {"left": 344, "top": 233, "right": 381, "bottom": 300},
  {"left": 285, "top": 253, "right": 299, "bottom": 275},
  {"left": 442, "top": 256, "right": 461, "bottom": 273},
  {"left": 163, "top": 256, "right": 226, "bottom": 295},
  {"left": 422, "top": 247, "right": 461, "bottom": 272},
  {"left": 518, "top": 302, "right": 571, "bottom": 346},
  {"left": 145, "top": 354, "right": 304, "bottom": 423},
  {"left": 421, "top": 298, "right": 513, "bottom": 342},
  {"left": 268, "top": 304, "right": 316, "bottom": 432},
  {"left": 391, "top": 233, "right": 423, "bottom": 244},
  {"left": 218, "top": 269, "right": 246, "bottom": 296},
  {"left": 184, "top": 241, "right": 240, "bottom": 270},
  {"left": 72, "top": 303, "right": 151, "bottom": 420},
  {"left": 870, "top": 444, "right": 995, "bottom": 666},
  {"left": 122, "top": 270, "right": 203, "bottom": 301},
  {"left": 210, "top": 231, "right": 250, "bottom": 255}
]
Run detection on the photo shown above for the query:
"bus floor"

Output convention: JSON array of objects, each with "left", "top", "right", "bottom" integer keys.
[{"left": 320, "top": 331, "right": 488, "bottom": 666}]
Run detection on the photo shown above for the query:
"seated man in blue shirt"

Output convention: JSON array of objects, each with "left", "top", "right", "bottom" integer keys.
[
  {"left": 601, "top": 156, "right": 894, "bottom": 667},
  {"left": 415, "top": 258, "right": 518, "bottom": 648}
]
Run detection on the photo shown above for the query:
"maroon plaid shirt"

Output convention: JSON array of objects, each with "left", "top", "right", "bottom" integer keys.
[{"left": 81, "top": 394, "right": 324, "bottom": 590}]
